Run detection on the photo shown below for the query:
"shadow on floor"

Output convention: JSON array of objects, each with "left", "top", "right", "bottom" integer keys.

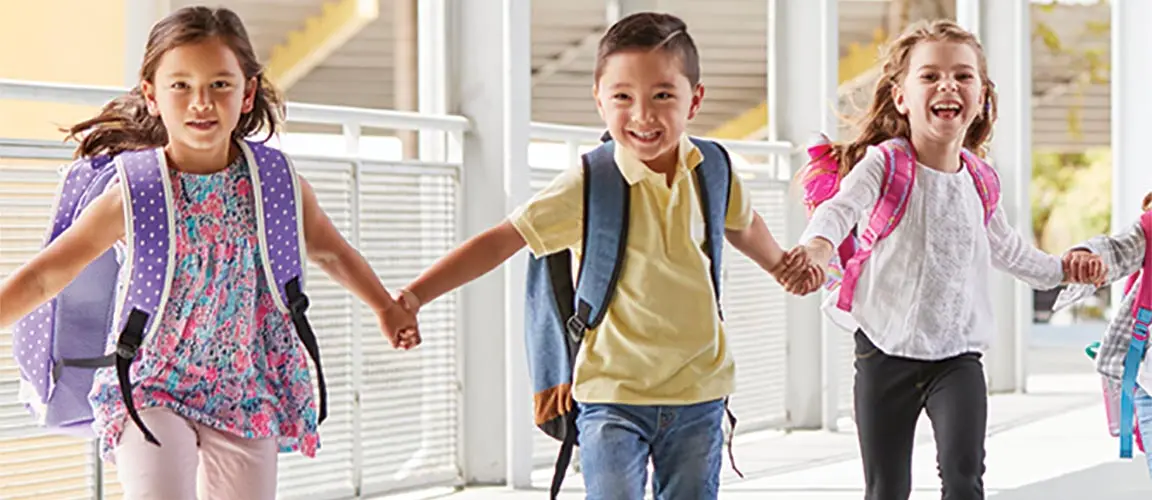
[{"left": 990, "top": 459, "right": 1152, "bottom": 499}]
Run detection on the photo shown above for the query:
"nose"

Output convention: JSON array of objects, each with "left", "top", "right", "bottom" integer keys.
[
  {"left": 936, "top": 77, "right": 959, "bottom": 93},
  {"left": 190, "top": 88, "right": 213, "bottom": 111},
  {"left": 631, "top": 100, "right": 655, "bottom": 124}
]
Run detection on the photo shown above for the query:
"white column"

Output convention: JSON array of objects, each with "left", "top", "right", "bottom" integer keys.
[
  {"left": 956, "top": 0, "right": 1032, "bottom": 394},
  {"left": 448, "top": 0, "right": 533, "bottom": 486},
  {"left": 769, "top": 0, "right": 838, "bottom": 430},
  {"left": 1112, "top": 0, "right": 1152, "bottom": 310},
  {"left": 123, "top": 0, "right": 168, "bottom": 86}
]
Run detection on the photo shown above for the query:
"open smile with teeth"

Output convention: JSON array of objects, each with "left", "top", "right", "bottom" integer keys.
[
  {"left": 628, "top": 130, "right": 662, "bottom": 142},
  {"left": 930, "top": 103, "right": 962, "bottom": 120},
  {"left": 187, "top": 119, "right": 218, "bottom": 130}
]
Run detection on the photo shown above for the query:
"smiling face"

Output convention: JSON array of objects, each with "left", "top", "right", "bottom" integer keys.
[
  {"left": 142, "top": 36, "right": 256, "bottom": 157},
  {"left": 891, "top": 40, "right": 985, "bottom": 147},
  {"left": 593, "top": 48, "right": 704, "bottom": 172}
]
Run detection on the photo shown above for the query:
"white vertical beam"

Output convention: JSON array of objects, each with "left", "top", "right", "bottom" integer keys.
[
  {"left": 504, "top": 0, "right": 534, "bottom": 489},
  {"left": 957, "top": 0, "right": 1031, "bottom": 394},
  {"left": 1112, "top": 0, "right": 1152, "bottom": 311},
  {"left": 448, "top": 0, "right": 533, "bottom": 486},
  {"left": 418, "top": 0, "right": 448, "bottom": 162},
  {"left": 124, "top": 0, "right": 168, "bottom": 86},
  {"left": 609, "top": 0, "right": 663, "bottom": 21},
  {"left": 770, "top": 0, "right": 838, "bottom": 430}
]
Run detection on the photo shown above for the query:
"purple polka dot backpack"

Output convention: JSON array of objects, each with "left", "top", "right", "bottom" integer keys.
[{"left": 10, "top": 140, "right": 327, "bottom": 445}]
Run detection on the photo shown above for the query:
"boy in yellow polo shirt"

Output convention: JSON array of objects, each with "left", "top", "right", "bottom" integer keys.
[{"left": 388, "top": 12, "right": 811, "bottom": 499}]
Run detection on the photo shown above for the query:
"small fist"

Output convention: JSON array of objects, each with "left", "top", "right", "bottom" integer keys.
[{"left": 1063, "top": 250, "right": 1107, "bottom": 287}]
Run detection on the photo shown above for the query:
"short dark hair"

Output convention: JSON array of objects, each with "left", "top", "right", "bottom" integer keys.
[{"left": 594, "top": 12, "right": 701, "bottom": 87}]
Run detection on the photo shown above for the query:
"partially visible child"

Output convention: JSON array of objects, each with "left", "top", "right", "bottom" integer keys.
[{"left": 1059, "top": 191, "right": 1152, "bottom": 476}]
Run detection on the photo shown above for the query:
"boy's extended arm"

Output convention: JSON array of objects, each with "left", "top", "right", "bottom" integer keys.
[
  {"left": 725, "top": 211, "right": 786, "bottom": 275},
  {"left": 404, "top": 220, "right": 527, "bottom": 308},
  {"left": 0, "top": 187, "right": 124, "bottom": 328}
]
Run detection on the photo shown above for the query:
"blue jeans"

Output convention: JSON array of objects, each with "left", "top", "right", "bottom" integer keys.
[
  {"left": 575, "top": 399, "right": 725, "bottom": 500},
  {"left": 1136, "top": 386, "right": 1152, "bottom": 477}
]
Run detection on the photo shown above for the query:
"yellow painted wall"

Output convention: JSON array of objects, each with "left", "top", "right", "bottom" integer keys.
[{"left": 0, "top": 0, "right": 127, "bottom": 140}]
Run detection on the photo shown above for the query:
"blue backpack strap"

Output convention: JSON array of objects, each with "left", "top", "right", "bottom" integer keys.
[
  {"left": 688, "top": 138, "right": 730, "bottom": 302},
  {"left": 531, "top": 140, "right": 628, "bottom": 500},
  {"left": 109, "top": 147, "right": 179, "bottom": 446},
  {"left": 568, "top": 141, "right": 629, "bottom": 337},
  {"left": 688, "top": 137, "right": 747, "bottom": 479},
  {"left": 242, "top": 140, "right": 327, "bottom": 424},
  {"left": 1119, "top": 211, "right": 1152, "bottom": 458}
]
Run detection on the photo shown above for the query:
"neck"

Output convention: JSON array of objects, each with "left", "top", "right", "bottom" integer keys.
[
  {"left": 642, "top": 147, "right": 679, "bottom": 175},
  {"left": 909, "top": 131, "right": 964, "bottom": 173},
  {"left": 164, "top": 141, "right": 237, "bottom": 174}
]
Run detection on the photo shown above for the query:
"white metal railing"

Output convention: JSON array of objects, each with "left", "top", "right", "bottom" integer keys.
[{"left": 0, "top": 79, "right": 470, "bottom": 500}]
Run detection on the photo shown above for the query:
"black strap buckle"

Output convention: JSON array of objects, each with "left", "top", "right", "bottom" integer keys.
[{"left": 565, "top": 315, "right": 586, "bottom": 343}]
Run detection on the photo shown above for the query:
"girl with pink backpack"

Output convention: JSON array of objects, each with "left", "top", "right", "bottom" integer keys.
[{"left": 773, "top": 20, "right": 1106, "bottom": 500}]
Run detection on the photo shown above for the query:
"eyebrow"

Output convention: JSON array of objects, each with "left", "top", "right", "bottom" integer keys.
[
  {"left": 166, "top": 71, "right": 240, "bottom": 78},
  {"left": 609, "top": 82, "right": 677, "bottom": 89},
  {"left": 916, "top": 64, "right": 976, "bottom": 71}
]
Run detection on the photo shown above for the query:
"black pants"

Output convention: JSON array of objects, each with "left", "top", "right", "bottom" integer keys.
[{"left": 853, "top": 330, "right": 987, "bottom": 500}]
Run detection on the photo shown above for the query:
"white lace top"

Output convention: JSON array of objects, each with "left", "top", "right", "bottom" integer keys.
[{"left": 800, "top": 146, "right": 1064, "bottom": 360}]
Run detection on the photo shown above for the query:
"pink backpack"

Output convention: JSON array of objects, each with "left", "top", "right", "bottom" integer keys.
[{"left": 801, "top": 134, "right": 1001, "bottom": 311}]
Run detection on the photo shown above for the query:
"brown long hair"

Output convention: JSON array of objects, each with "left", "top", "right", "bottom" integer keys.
[
  {"left": 66, "top": 6, "right": 284, "bottom": 158},
  {"left": 814, "top": 19, "right": 998, "bottom": 179}
]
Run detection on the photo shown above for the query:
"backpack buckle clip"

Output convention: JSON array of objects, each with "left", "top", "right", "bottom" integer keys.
[
  {"left": 115, "top": 342, "right": 138, "bottom": 360},
  {"left": 289, "top": 294, "right": 310, "bottom": 317},
  {"left": 565, "top": 315, "right": 587, "bottom": 343}
]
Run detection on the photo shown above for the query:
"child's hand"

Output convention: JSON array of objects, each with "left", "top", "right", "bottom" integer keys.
[
  {"left": 377, "top": 294, "right": 421, "bottom": 350},
  {"left": 772, "top": 245, "right": 826, "bottom": 296},
  {"left": 1062, "top": 250, "right": 1107, "bottom": 287}
]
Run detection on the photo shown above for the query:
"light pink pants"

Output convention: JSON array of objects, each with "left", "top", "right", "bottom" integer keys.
[{"left": 115, "top": 408, "right": 278, "bottom": 500}]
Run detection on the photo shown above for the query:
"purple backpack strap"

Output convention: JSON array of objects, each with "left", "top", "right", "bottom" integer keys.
[
  {"left": 241, "top": 140, "right": 327, "bottom": 424},
  {"left": 960, "top": 149, "right": 1000, "bottom": 226},
  {"left": 836, "top": 138, "right": 916, "bottom": 312},
  {"left": 242, "top": 140, "right": 305, "bottom": 312},
  {"left": 109, "top": 147, "right": 177, "bottom": 445}
]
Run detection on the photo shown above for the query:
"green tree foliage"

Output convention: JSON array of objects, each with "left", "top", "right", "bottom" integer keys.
[{"left": 1031, "top": 148, "right": 1111, "bottom": 254}]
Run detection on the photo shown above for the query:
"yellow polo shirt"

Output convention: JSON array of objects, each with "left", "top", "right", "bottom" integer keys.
[{"left": 510, "top": 135, "right": 753, "bottom": 405}]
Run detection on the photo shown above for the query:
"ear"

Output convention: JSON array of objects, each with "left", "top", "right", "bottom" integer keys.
[
  {"left": 890, "top": 83, "right": 908, "bottom": 115},
  {"left": 242, "top": 76, "right": 258, "bottom": 114},
  {"left": 592, "top": 83, "right": 606, "bottom": 121},
  {"left": 141, "top": 80, "right": 160, "bottom": 116},
  {"left": 687, "top": 83, "right": 705, "bottom": 120}
]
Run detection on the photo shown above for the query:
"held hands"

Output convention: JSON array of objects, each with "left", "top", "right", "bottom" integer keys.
[
  {"left": 771, "top": 241, "right": 830, "bottom": 296},
  {"left": 1062, "top": 250, "right": 1107, "bottom": 287},
  {"left": 377, "top": 288, "right": 422, "bottom": 350}
]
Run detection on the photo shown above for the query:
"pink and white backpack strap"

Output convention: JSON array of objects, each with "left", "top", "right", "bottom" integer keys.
[
  {"left": 836, "top": 138, "right": 916, "bottom": 312},
  {"left": 960, "top": 149, "right": 1000, "bottom": 226}
]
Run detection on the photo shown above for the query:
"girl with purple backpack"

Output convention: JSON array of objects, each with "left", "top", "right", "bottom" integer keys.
[
  {"left": 774, "top": 20, "right": 1106, "bottom": 500},
  {"left": 0, "top": 7, "right": 416, "bottom": 499}
]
